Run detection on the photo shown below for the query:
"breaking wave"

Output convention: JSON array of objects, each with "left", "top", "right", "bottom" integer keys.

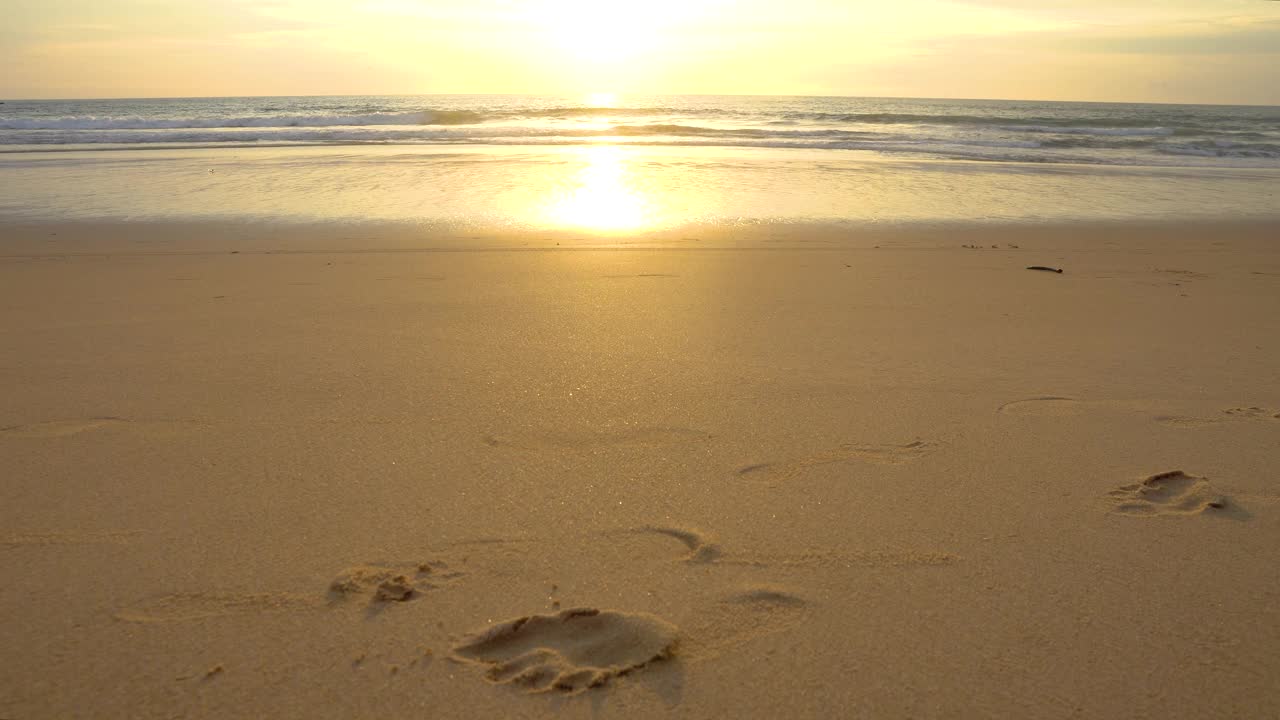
[{"left": 2, "top": 96, "right": 1277, "bottom": 167}]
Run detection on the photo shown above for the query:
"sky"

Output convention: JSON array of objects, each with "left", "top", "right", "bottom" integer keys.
[{"left": 2, "top": 0, "right": 1278, "bottom": 104}]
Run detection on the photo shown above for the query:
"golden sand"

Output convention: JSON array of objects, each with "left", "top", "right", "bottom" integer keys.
[{"left": 2, "top": 219, "right": 1278, "bottom": 718}]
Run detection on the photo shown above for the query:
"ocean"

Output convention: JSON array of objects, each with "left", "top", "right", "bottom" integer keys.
[
  {"left": 2, "top": 95, "right": 1278, "bottom": 227},
  {"left": 4, "top": 95, "right": 1280, "bottom": 166}
]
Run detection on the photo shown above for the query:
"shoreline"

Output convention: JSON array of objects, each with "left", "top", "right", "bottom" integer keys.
[
  {"left": 5, "top": 140, "right": 1280, "bottom": 169},
  {"left": 5, "top": 143, "right": 1279, "bottom": 232},
  {"left": 3, "top": 216, "right": 1280, "bottom": 256}
]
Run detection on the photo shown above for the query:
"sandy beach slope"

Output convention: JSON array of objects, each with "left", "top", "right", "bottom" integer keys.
[{"left": 1, "top": 220, "right": 1278, "bottom": 718}]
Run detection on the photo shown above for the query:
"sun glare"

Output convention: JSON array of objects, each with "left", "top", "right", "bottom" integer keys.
[
  {"left": 544, "top": 146, "right": 653, "bottom": 232},
  {"left": 534, "top": 0, "right": 677, "bottom": 65},
  {"left": 585, "top": 92, "right": 618, "bottom": 107}
]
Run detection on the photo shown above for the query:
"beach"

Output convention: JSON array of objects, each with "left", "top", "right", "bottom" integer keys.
[
  {"left": 3, "top": 92, "right": 1280, "bottom": 719},
  {"left": 2, "top": 217, "right": 1279, "bottom": 718}
]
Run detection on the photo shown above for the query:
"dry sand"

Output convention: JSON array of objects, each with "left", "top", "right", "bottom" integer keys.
[{"left": 1, "top": 219, "right": 1278, "bottom": 718}]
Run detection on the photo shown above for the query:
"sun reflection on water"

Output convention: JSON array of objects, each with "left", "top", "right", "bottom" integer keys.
[{"left": 544, "top": 145, "right": 654, "bottom": 232}]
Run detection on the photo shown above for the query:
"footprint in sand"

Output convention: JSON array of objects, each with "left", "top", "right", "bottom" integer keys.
[
  {"left": 115, "top": 560, "right": 467, "bottom": 623},
  {"left": 1155, "top": 406, "right": 1280, "bottom": 428},
  {"left": 482, "top": 426, "right": 712, "bottom": 451},
  {"left": 626, "top": 526, "right": 958, "bottom": 569},
  {"left": 631, "top": 526, "right": 724, "bottom": 564},
  {"left": 1108, "top": 470, "right": 1230, "bottom": 517},
  {"left": 736, "top": 440, "right": 939, "bottom": 483},
  {"left": 329, "top": 561, "right": 465, "bottom": 604},
  {"left": 116, "top": 591, "right": 320, "bottom": 623},
  {"left": 1223, "top": 406, "right": 1280, "bottom": 421},
  {"left": 0, "top": 417, "right": 203, "bottom": 438},
  {"left": 451, "top": 607, "right": 678, "bottom": 694},
  {"left": 452, "top": 528, "right": 955, "bottom": 696}
]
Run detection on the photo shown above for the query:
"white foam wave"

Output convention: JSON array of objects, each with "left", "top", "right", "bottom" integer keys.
[
  {"left": 2, "top": 116, "right": 1277, "bottom": 167},
  {"left": 1157, "top": 143, "right": 1280, "bottom": 159},
  {"left": 999, "top": 125, "right": 1175, "bottom": 137},
  {"left": 0, "top": 123, "right": 1055, "bottom": 146}
]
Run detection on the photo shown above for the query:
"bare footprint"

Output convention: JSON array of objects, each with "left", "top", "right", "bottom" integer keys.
[
  {"left": 632, "top": 526, "right": 723, "bottom": 564},
  {"left": 116, "top": 591, "right": 320, "bottom": 623},
  {"left": 451, "top": 607, "right": 678, "bottom": 694},
  {"left": 329, "top": 561, "right": 465, "bottom": 604},
  {"left": 1156, "top": 406, "right": 1279, "bottom": 428},
  {"left": 1108, "top": 471, "right": 1229, "bottom": 517},
  {"left": 116, "top": 561, "right": 464, "bottom": 622},
  {"left": 737, "top": 440, "right": 939, "bottom": 483},
  {"left": 1223, "top": 406, "right": 1280, "bottom": 421}
]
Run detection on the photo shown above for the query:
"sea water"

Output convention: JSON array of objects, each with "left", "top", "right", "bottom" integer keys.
[{"left": 1, "top": 95, "right": 1277, "bottom": 228}]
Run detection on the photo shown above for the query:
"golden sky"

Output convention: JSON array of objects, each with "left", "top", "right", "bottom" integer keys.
[{"left": 3, "top": 0, "right": 1279, "bottom": 103}]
